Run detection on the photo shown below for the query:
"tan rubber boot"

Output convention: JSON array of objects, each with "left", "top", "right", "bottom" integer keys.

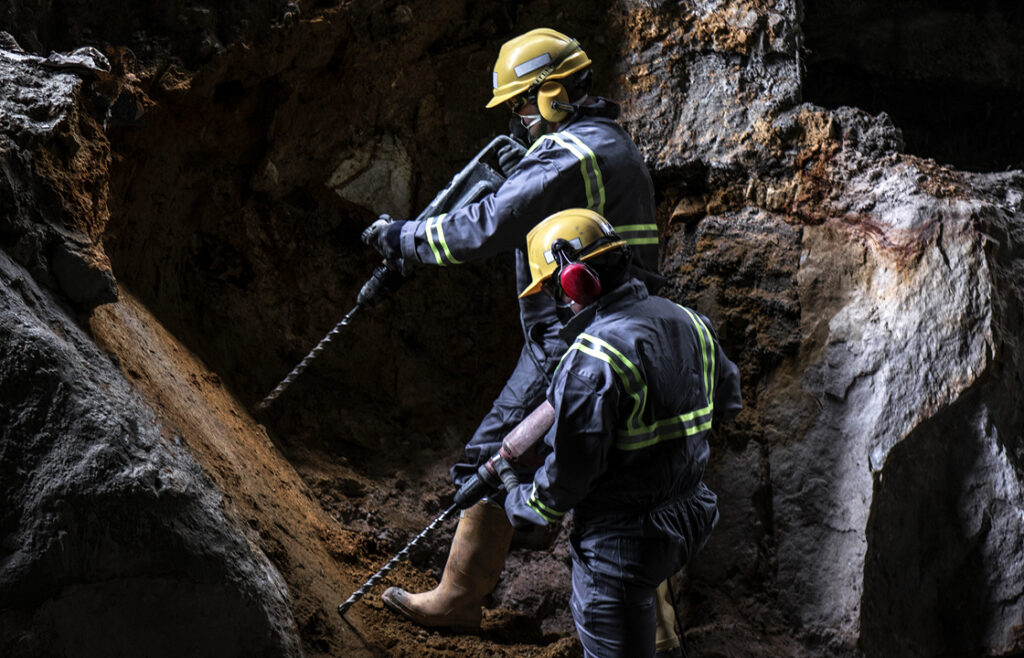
[
  {"left": 655, "top": 580, "right": 684, "bottom": 657},
  {"left": 381, "top": 501, "right": 514, "bottom": 633}
]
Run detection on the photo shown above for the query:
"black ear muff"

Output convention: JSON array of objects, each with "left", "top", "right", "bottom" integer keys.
[
  {"left": 537, "top": 81, "right": 570, "bottom": 122},
  {"left": 559, "top": 261, "right": 602, "bottom": 306}
]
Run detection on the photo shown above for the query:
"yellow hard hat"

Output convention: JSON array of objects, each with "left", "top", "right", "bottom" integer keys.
[
  {"left": 486, "top": 28, "right": 592, "bottom": 109},
  {"left": 520, "top": 208, "right": 626, "bottom": 298}
]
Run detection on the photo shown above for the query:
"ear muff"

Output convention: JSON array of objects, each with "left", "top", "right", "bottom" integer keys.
[
  {"left": 549, "top": 238, "right": 602, "bottom": 305},
  {"left": 537, "top": 81, "right": 570, "bottom": 122},
  {"left": 559, "top": 261, "right": 602, "bottom": 306}
]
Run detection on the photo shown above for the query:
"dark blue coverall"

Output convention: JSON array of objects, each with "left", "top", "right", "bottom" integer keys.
[
  {"left": 505, "top": 279, "right": 744, "bottom": 657},
  {"left": 392, "top": 99, "right": 662, "bottom": 485}
]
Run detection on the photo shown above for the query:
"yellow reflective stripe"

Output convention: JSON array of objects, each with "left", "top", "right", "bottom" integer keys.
[
  {"left": 619, "top": 402, "right": 713, "bottom": 437},
  {"left": 528, "top": 483, "right": 565, "bottom": 522},
  {"left": 525, "top": 134, "right": 552, "bottom": 156},
  {"left": 544, "top": 134, "right": 596, "bottom": 210},
  {"left": 614, "top": 414, "right": 714, "bottom": 451},
  {"left": 680, "top": 306, "right": 715, "bottom": 404},
  {"left": 435, "top": 214, "right": 463, "bottom": 265},
  {"left": 579, "top": 334, "right": 645, "bottom": 428},
  {"left": 560, "top": 132, "right": 606, "bottom": 216},
  {"left": 572, "top": 335, "right": 646, "bottom": 430},
  {"left": 425, "top": 215, "right": 444, "bottom": 265},
  {"left": 566, "top": 320, "right": 718, "bottom": 452},
  {"left": 615, "top": 223, "right": 658, "bottom": 247},
  {"left": 425, "top": 214, "right": 462, "bottom": 266},
  {"left": 523, "top": 132, "right": 607, "bottom": 215}
]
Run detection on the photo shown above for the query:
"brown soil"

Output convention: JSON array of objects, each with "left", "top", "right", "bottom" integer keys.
[{"left": 89, "top": 288, "right": 580, "bottom": 656}]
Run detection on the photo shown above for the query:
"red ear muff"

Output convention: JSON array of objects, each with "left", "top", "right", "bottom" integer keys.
[{"left": 559, "top": 261, "right": 601, "bottom": 306}]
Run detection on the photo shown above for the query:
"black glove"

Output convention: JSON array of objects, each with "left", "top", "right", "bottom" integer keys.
[
  {"left": 361, "top": 214, "right": 414, "bottom": 274},
  {"left": 497, "top": 139, "right": 526, "bottom": 176}
]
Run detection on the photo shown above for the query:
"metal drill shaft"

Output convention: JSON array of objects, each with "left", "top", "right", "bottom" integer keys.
[
  {"left": 256, "top": 304, "right": 362, "bottom": 410},
  {"left": 337, "top": 503, "right": 459, "bottom": 616}
]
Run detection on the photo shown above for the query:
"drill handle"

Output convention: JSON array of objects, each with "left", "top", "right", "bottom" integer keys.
[
  {"left": 500, "top": 401, "right": 556, "bottom": 460},
  {"left": 356, "top": 263, "right": 406, "bottom": 307}
]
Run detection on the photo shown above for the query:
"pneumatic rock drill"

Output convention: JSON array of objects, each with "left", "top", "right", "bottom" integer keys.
[{"left": 256, "top": 134, "right": 526, "bottom": 410}]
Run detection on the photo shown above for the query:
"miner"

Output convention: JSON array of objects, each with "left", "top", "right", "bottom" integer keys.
[
  {"left": 504, "top": 208, "right": 743, "bottom": 657},
  {"left": 362, "top": 27, "right": 687, "bottom": 654}
]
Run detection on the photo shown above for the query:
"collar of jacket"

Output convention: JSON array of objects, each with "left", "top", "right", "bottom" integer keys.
[
  {"left": 558, "top": 278, "right": 649, "bottom": 344},
  {"left": 559, "top": 96, "right": 621, "bottom": 130}
]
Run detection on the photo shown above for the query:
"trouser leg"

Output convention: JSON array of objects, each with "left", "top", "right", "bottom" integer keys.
[{"left": 570, "top": 554, "right": 657, "bottom": 658}]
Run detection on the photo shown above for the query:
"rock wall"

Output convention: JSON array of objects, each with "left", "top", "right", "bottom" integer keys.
[
  {"left": 1, "top": 0, "right": 1023, "bottom": 656},
  {"left": 0, "top": 248, "right": 303, "bottom": 657},
  {"left": 0, "top": 37, "right": 117, "bottom": 310}
]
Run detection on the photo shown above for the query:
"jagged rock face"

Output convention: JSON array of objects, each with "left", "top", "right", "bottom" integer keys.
[
  {"left": 0, "top": 250, "right": 301, "bottom": 657},
  {"left": 2, "top": 1, "right": 1024, "bottom": 657},
  {"left": 0, "top": 39, "right": 117, "bottom": 311}
]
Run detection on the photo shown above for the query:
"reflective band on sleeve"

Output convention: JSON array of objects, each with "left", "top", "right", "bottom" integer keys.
[
  {"left": 424, "top": 214, "right": 463, "bottom": 266},
  {"left": 525, "top": 135, "right": 550, "bottom": 156},
  {"left": 572, "top": 334, "right": 646, "bottom": 431},
  {"left": 527, "top": 482, "right": 566, "bottom": 522}
]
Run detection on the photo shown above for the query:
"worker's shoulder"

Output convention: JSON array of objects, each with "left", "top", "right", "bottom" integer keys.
[
  {"left": 651, "top": 298, "right": 721, "bottom": 341},
  {"left": 562, "top": 115, "right": 631, "bottom": 144},
  {"left": 527, "top": 117, "right": 629, "bottom": 155}
]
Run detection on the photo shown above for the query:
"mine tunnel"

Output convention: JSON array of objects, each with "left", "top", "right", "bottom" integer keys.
[{"left": 3, "top": 1, "right": 1024, "bottom": 657}]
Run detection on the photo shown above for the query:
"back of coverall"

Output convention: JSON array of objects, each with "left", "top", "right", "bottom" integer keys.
[{"left": 505, "top": 279, "right": 744, "bottom": 657}]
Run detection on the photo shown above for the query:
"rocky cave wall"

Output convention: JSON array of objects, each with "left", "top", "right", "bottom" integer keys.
[{"left": 2, "top": 1, "right": 1024, "bottom": 657}]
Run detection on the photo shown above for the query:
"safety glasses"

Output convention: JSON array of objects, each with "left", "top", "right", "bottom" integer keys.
[
  {"left": 518, "top": 113, "right": 543, "bottom": 130},
  {"left": 505, "top": 95, "right": 534, "bottom": 112}
]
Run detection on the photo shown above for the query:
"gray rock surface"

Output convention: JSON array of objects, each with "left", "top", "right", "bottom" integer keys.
[
  {"left": 0, "top": 247, "right": 302, "bottom": 657},
  {"left": 624, "top": 3, "right": 1024, "bottom": 653},
  {"left": 0, "top": 33, "right": 117, "bottom": 311}
]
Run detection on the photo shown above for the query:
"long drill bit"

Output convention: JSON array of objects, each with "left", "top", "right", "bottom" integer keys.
[
  {"left": 256, "top": 304, "right": 361, "bottom": 410},
  {"left": 337, "top": 503, "right": 459, "bottom": 616}
]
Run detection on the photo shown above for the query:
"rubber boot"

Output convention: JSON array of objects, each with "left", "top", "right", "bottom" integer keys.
[
  {"left": 381, "top": 501, "right": 514, "bottom": 633},
  {"left": 655, "top": 580, "right": 684, "bottom": 657}
]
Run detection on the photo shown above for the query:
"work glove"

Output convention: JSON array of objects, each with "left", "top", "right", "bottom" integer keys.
[
  {"left": 497, "top": 132, "right": 527, "bottom": 176},
  {"left": 361, "top": 214, "right": 415, "bottom": 275},
  {"left": 497, "top": 142, "right": 526, "bottom": 176}
]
